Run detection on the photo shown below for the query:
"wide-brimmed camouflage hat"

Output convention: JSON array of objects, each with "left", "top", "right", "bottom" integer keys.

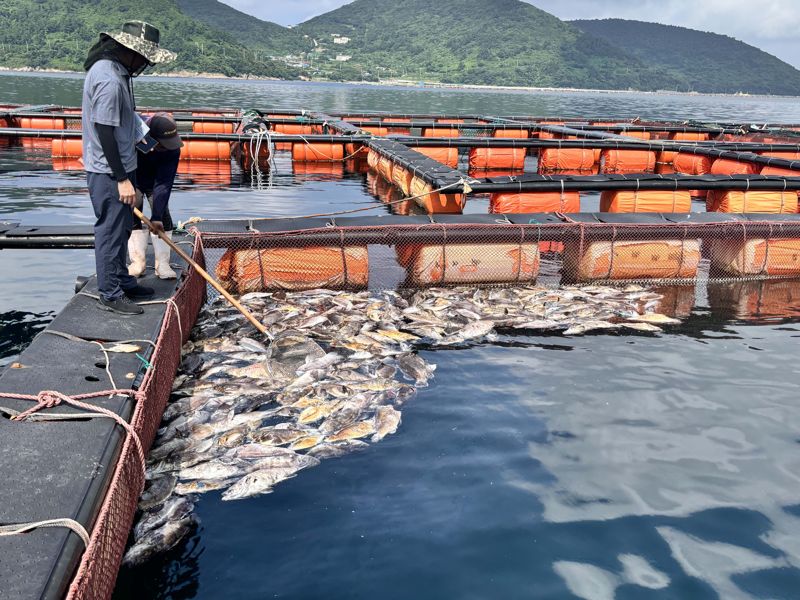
[{"left": 102, "top": 21, "right": 176, "bottom": 64}]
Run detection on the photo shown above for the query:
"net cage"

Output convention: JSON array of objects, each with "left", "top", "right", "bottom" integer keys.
[{"left": 192, "top": 218, "right": 800, "bottom": 297}]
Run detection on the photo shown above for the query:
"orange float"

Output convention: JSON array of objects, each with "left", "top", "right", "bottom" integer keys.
[
  {"left": 705, "top": 190, "right": 797, "bottom": 213},
  {"left": 489, "top": 191, "right": 580, "bottom": 213},
  {"left": 51, "top": 138, "right": 83, "bottom": 158},
  {"left": 216, "top": 246, "right": 368, "bottom": 292},
  {"left": 669, "top": 131, "right": 710, "bottom": 141},
  {"left": 468, "top": 147, "right": 526, "bottom": 170},
  {"left": 600, "top": 190, "right": 692, "bottom": 213},
  {"left": 564, "top": 238, "right": 701, "bottom": 281},
  {"left": 422, "top": 128, "right": 460, "bottom": 138},
  {"left": 361, "top": 126, "right": 389, "bottom": 136},
  {"left": 414, "top": 146, "right": 459, "bottom": 168},
  {"left": 710, "top": 238, "right": 800, "bottom": 276},
  {"left": 291, "top": 142, "right": 344, "bottom": 161},
  {"left": 192, "top": 121, "right": 234, "bottom": 134},
  {"left": 537, "top": 148, "right": 596, "bottom": 174},
  {"left": 710, "top": 158, "right": 758, "bottom": 175},
  {"left": 272, "top": 122, "right": 314, "bottom": 135},
  {"left": 410, "top": 175, "right": 465, "bottom": 214},
  {"left": 398, "top": 243, "right": 539, "bottom": 285},
  {"left": 493, "top": 129, "right": 529, "bottom": 139},
  {"left": 182, "top": 140, "right": 230, "bottom": 161},
  {"left": 599, "top": 149, "right": 657, "bottom": 174}
]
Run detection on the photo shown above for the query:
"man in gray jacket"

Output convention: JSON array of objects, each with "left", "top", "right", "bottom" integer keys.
[{"left": 82, "top": 21, "right": 176, "bottom": 314}]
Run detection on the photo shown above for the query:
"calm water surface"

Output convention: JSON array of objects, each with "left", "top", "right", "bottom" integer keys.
[{"left": 2, "top": 73, "right": 800, "bottom": 599}]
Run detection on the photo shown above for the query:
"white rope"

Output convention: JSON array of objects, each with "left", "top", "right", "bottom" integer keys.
[{"left": 0, "top": 518, "right": 91, "bottom": 548}]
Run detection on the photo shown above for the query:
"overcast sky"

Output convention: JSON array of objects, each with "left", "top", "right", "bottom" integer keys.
[{"left": 220, "top": 0, "right": 800, "bottom": 68}]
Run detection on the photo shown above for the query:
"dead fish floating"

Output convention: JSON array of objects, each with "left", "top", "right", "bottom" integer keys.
[{"left": 125, "top": 283, "right": 685, "bottom": 564}]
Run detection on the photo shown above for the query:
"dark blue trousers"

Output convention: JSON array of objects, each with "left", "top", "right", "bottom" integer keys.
[{"left": 87, "top": 171, "right": 138, "bottom": 301}]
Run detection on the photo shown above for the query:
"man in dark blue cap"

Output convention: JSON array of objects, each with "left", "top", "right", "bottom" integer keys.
[{"left": 82, "top": 21, "right": 176, "bottom": 315}]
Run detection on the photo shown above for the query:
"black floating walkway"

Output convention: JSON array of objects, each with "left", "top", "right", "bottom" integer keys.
[{"left": 0, "top": 235, "right": 193, "bottom": 600}]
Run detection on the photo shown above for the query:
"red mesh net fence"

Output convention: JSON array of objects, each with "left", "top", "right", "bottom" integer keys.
[{"left": 65, "top": 236, "right": 206, "bottom": 600}]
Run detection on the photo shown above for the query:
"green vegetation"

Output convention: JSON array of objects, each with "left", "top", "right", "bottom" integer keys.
[
  {"left": 572, "top": 19, "right": 800, "bottom": 95},
  {"left": 174, "top": 0, "right": 312, "bottom": 57},
  {"left": 1, "top": 0, "right": 800, "bottom": 95},
  {"left": 0, "top": 0, "right": 300, "bottom": 78},
  {"left": 296, "top": 0, "right": 680, "bottom": 89}
]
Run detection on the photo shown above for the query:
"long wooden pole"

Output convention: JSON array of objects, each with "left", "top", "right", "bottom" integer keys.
[{"left": 133, "top": 207, "right": 271, "bottom": 338}]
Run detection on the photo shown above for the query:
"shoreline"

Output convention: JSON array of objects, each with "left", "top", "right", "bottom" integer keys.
[{"left": 0, "top": 66, "right": 792, "bottom": 100}]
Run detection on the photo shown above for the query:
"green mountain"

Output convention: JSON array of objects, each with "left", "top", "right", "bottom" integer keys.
[
  {"left": 0, "top": 0, "right": 299, "bottom": 78},
  {"left": 572, "top": 19, "right": 800, "bottom": 95},
  {"left": 174, "top": 0, "right": 312, "bottom": 57},
  {"left": 295, "top": 0, "right": 681, "bottom": 89}
]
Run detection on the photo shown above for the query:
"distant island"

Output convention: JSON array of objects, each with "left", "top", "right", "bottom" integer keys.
[{"left": 1, "top": 0, "right": 799, "bottom": 96}]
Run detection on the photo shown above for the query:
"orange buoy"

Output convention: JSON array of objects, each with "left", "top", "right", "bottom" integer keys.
[
  {"left": 422, "top": 128, "right": 459, "bottom": 138},
  {"left": 398, "top": 243, "right": 539, "bottom": 285},
  {"left": 673, "top": 153, "right": 712, "bottom": 174},
  {"left": 436, "top": 119, "right": 464, "bottom": 124},
  {"left": 291, "top": 142, "right": 344, "bottom": 162},
  {"left": 273, "top": 123, "right": 314, "bottom": 135},
  {"left": 192, "top": 121, "right": 234, "bottom": 134},
  {"left": 620, "top": 130, "right": 651, "bottom": 140},
  {"left": 669, "top": 131, "right": 710, "bottom": 141},
  {"left": 710, "top": 238, "right": 800, "bottom": 276},
  {"left": 386, "top": 117, "right": 411, "bottom": 135},
  {"left": 655, "top": 150, "right": 677, "bottom": 174},
  {"left": 182, "top": 140, "right": 230, "bottom": 161},
  {"left": 51, "top": 138, "right": 83, "bottom": 158},
  {"left": 564, "top": 239, "right": 701, "bottom": 281},
  {"left": 489, "top": 191, "right": 580, "bottom": 213},
  {"left": 493, "top": 129, "right": 529, "bottom": 139},
  {"left": 361, "top": 126, "right": 389, "bottom": 136},
  {"left": 599, "top": 149, "right": 657, "bottom": 174},
  {"left": 705, "top": 190, "right": 797, "bottom": 213},
  {"left": 414, "top": 146, "right": 459, "bottom": 168},
  {"left": 217, "top": 246, "right": 368, "bottom": 293},
  {"left": 367, "top": 149, "right": 380, "bottom": 170},
  {"left": 378, "top": 154, "right": 394, "bottom": 181},
  {"left": 538, "top": 148, "right": 596, "bottom": 174},
  {"left": 392, "top": 165, "right": 414, "bottom": 196},
  {"left": 410, "top": 175, "right": 464, "bottom": 214},
  {"left": 469, "top": 147, "right": 526, "bottom": 170},
  {"left": 710, "top": 158, "right": 758, "bottom": 175},
  {"left": 600, "top": 190, "right": 692, "bottom": 213},
  {"left": 345, "top": 142, "right": 369, "bottom": 158},
  {"left": 759, "top": 151, "right": 800, "bottom": 160}
]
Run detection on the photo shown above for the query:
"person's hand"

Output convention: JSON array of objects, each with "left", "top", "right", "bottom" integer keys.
[
  {"left": 148, "top": 220, "right": 165, "bottom": 235},
  {"left": 118, "top": 179, "right": 136, "bottom": 205}
]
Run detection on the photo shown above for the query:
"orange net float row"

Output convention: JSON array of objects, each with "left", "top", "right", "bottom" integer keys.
[
  {"left": 489, "top": 191, "right": 580, "bottom": 213},
  {"left": 759, "top": 151, "right": 800, "bottom": 160},
  {"left": 564, "top": 238, "right": 702, "bottom": 281},
  {"left": 537, "top": 148, "right": 596, "bottom": 175},
  {"left": 397, "top": 243, "right": 540, "bottom": 285},
  {"left": 600, "top": 190, "right": 692, "bottom": 213},
  {"left": 710, "top": 238, "right": 800, "bottom": 276},
  {"left": 619, "top": 130, "right": 651, "bottom": 140},
  {"left": 386, "top": 118, "right": 411, "bottom": 135},
  {"left": 50, "top": 138, "right": 231, "bottom": 162},
  {"left": 706, "top": 190, "right": 798, "bottom": 213},
  {"left": 599, "top": 149, "right": 657, "bottom": 174},
  {"left": 216, "top": 247, "right": 369, "bottom": 293},
  {"left": 366, "top": 148, "right": 380, "bottom": 170},
  {"left": 468, "top": 147, "right": 526, "bottom": 170},
  {"left": 410, "top": 175, "right": 465, "bottom": 214},
  {"left": 291, "top": 142, "right": 345, "bottom": 161},
  {"left": 415, "top": 146, "right": 459, "bottom": 168}
]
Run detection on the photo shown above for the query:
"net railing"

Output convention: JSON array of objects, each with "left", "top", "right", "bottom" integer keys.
[{"left": 193, "top": 219, "right": 800, "bottom": 299}]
